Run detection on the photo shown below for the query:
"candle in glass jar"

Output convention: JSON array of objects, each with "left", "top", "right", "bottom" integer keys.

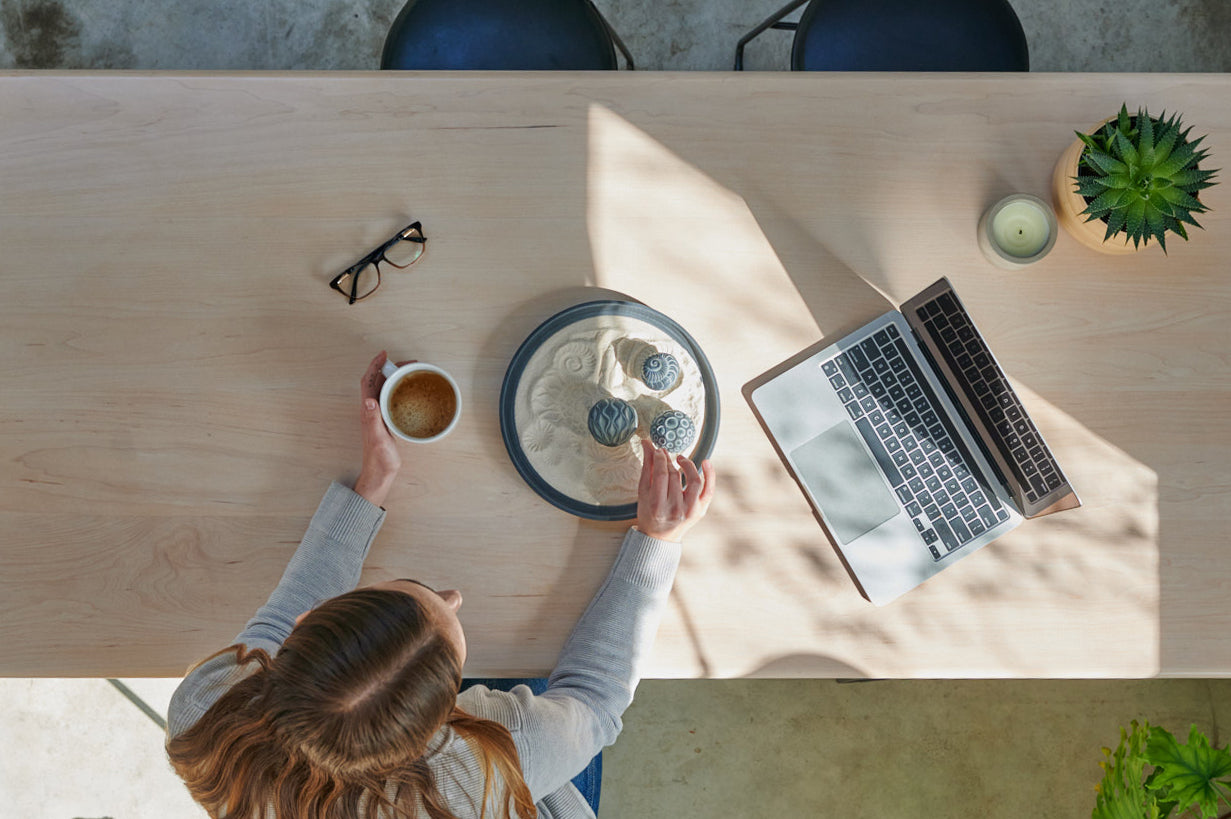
[{"left": 978, "top": 194, "right": 1057, "bottom": 269}]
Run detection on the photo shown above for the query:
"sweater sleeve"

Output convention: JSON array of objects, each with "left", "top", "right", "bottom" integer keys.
[
  {"left": 459, "top": 527, "right": 681, "bottom": 803},
  {"left": 234, "top": 481, "right": 386, "bottom": 655},
  {"left": 166, "top": 481, "right": 386, "bottom": 739}
]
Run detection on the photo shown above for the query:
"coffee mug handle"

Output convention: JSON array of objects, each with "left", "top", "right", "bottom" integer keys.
[{"left": 381, "top": 360, "right": 399, "bottom": 379}]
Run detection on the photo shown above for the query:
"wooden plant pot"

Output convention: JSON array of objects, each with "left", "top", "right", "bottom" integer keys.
[{"left": 1051, "top": 133, "right": 1145, "bottom": 255}]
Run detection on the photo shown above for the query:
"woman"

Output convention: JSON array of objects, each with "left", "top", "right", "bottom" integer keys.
[{"left": 166, "top": 351, "right": 716, "bottom": 819}]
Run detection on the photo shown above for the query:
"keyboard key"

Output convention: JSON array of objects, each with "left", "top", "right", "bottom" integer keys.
[
  {"left": 933, "top": 519, "right": 960, "bottom": 551},
  {"left": 861, "top": 396, "right": 879, "bottom": 412},
  {"left": 885, "top": 438, "right": 901, "bottom": 453},
  {"left": 837, "top": 388, "right": 853, "bottom": 403},
  {"left": 868, "top": 410, "right": 885, "bottom": 426},
  {"left": 906, "top": 501, "right": 922, "bottom": 517},
  {"left": 847, "top": 346, "right": 868, "bottom": 369},
  {"left": 969, "top": 519, "right": 986, "bottom": 537},
  {"left": 845, "top": 402, "right": 863, "bottom": 420},
  {"left": 859, "top": 338, "right": 880, "bottom": 360},
  {"left": 977, "top": 505, "right": 998, "bottom": 527},
  {"left": 896, "top": 486, "right": 913, "bottom": 503},
  {"left": 892, "top": 450, "right": 910, "bottom": 466},
  {"left": 874, "top": 329, "right": 892, "bottom": 346},
  {"left": 854, "top": 416, "right": 902, "bottom": 486},
  {"left": 835, "top": 355, "right": 861, "bottom": 384},
  {"left": 912, "top": 517, "right": 926, "bottom": 532},
  {"left": 918, "top": 462, "right": 934, "bottom": 478},
  {"left": 889, "top": 357, "right": 908, "bottom": 374},
  {"left": 952, "top": 518, "right": 972, "bottom": 543}
]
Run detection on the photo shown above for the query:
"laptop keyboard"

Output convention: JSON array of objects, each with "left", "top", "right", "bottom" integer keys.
[
  {"left": 914, "top": 292, "right": 1070, "bottom": 509},
  {"left": 821, "top": 324, "right": 1008, "bottom": 561}
]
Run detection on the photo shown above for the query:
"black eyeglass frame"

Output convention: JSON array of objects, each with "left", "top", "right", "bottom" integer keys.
[{"left": 329, "top": 221, "right": 427, "bottom": 305}]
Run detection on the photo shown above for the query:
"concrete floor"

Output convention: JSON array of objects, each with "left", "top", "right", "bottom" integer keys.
[{"left": 3, "top": 1, "right": 1231, "bottom": 817}]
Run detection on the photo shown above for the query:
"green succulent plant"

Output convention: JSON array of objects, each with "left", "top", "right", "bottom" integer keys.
[{"left": 1073, "top": 103, "right": 1219, "bottom": 253}]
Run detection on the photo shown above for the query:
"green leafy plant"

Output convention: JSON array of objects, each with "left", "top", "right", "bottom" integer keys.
[
  {"left": 1072, "top": 103, "right": 1219, "bottom": 252},
  {"left": 1093, "top": 720, "right": 1231, "bottom": 819}
]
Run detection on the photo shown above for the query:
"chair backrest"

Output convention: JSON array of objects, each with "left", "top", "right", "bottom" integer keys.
[
  {"left": 792, "top": 0, "right": 1029, "bottom": 71},
  {"left": 381, "top": 0, "right": 618, "bottom": 70}
]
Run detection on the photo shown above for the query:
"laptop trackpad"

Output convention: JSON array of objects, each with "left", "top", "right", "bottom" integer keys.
[{"left": 791, "top": 423, "right": 899, "bottom": 545}]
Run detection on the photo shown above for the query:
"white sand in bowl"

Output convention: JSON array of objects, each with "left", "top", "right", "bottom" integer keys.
[{"left": 513, "top": 314, "right": 707, "bottom": 507}]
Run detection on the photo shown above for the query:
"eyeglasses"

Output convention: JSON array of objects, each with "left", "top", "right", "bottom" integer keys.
[{"left": 330, "top": 222, "right": 427, "bottom": 304}]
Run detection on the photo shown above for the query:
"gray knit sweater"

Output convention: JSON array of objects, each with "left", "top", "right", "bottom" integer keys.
[{"left": 166, "top": 481, "right": 681, "bottom": 819}]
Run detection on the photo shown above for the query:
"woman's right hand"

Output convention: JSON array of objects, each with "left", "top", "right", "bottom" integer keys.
[{"left": 635, "top": 439, "right": 716, "bottom": 542}]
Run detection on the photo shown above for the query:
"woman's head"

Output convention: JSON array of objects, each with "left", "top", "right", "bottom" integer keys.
[
  {"left": 273, "top": 583, "right": 464, "bottom": 776},
  {"left": 169, "top": 581, "right": 534, "bottom": 819}
]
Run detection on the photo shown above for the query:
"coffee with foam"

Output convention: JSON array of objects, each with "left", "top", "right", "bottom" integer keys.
[{"left": 389, "top": 371, "right": 458, "bottom": 439}]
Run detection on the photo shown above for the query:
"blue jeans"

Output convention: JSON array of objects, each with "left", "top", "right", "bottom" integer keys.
[{"left": 459, "top": 678, "right": 602, "bottom": 815}]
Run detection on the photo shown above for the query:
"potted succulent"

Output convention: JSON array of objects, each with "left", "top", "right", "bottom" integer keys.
[
  {"left": 1093, "top": 720, "right": 1231, "bottom": 819},
  {"left": 1052, "top": 104, "right": 1219, "bottom": 254}
]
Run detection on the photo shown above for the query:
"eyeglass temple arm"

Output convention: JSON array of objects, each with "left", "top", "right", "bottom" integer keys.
[{"left": 734, "top": 0, "right": 810, "bottom": 70}]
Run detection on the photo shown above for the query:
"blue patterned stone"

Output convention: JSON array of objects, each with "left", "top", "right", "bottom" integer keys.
[
  {"left": 641, "top": 353, "right": 680, "bottom": 391},
  {"left": 587, "top": 398, "right": 638, "bottom": 447},
  {"left": 649, "top": 410, "right": 696, "bottom": 453}
]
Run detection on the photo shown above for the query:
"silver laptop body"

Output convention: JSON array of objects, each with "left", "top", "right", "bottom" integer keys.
[{"left": 750, "top": 278, "right": 1079, "bottom": 605}]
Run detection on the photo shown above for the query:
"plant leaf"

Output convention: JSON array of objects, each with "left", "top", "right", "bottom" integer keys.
[
  {"left": 1093, "top": 722, "right": 1160, "bottom": 819},
  {"left": 1125, "top": 198, "right": 1148, "bottom": 245},
  {"left": 1116, "top": 129, "right": 1141, "bottom": 169},
  {"left": 1086, "top": 149, "right": 1129, "bottom": 176},
  {"left": 1154, "top": 138, "right": 1204, "bottom": 178},
  {"left": 1105, "top": 208, "right": 1128, "bottom": 240},
  {"left": 1138, "top": 112, "right": 1156, "bottom": 167},
  {"left": 1074, "top": 175, "right": 1120, "bottom": 197},
  {"left": 1153, "top": 114, "right": 1181, "bottom": 164},
  {"left": 1143, "top": 725, "right": 1231, "bottom": 819}
]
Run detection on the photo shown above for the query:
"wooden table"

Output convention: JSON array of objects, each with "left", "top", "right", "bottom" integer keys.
[{"left": 1, "top": 72, "right": 1228, "bottom": 678}]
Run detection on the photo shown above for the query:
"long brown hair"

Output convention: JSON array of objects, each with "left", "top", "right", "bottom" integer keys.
[{"left": 167, "top": 589, "right": 536, "bottom": 819}]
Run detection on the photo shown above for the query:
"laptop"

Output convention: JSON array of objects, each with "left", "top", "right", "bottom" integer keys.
[{"left": 750, "top": 278, "right": 1080, "bottom": 605}]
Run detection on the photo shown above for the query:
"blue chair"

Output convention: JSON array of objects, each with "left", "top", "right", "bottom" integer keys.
[
  {"left": 735, "top": 0, "right": 1029, "bottom": 71},
  {"left": 381, "top": 0, "right": 634, "bottom": 70}
]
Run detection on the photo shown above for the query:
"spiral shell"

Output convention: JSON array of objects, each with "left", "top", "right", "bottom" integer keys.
[
  {"left": 587, "top": 398, "right": 638, "bottom": 447},
  {"left": 553, "top": 340, "right": 600, "bottom": 380},
  {"left": 641, "top": 353, "right": 680, "bottom": 391},
  {"left": 649, "top": 410, "right": 696, "bottom": 453},
  {"left": 521, "top": 419, "right": 557, "bottom": 458}
]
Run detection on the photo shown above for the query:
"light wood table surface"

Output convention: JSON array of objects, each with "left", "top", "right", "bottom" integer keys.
[{"left": 1, "top": 72, "right": 1228, "bottom": 678}]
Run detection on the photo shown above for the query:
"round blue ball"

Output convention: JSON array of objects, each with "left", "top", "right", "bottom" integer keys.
[
  {"left": 641, "top": 353, "right": 680, "bottom": 391},
  {"left": 650, "top": 410, "right": 696, "bottom": 453},
  {"left": 588, "top": 398, "right": 638, "bottom": 447}
]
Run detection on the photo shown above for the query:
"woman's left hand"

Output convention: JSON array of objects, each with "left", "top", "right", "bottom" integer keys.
[{"left": 353, "top": 351, "right": 409, "bottom": 507}]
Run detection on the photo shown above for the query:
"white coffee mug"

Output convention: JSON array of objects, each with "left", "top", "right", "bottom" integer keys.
[{"left": 379, "top": 361, "right": 462, "bottom": 444}]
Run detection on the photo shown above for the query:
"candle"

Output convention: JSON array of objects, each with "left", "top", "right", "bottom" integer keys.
[{"left": 978, "top": 194, "right": 1057, "bottom": 270}]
